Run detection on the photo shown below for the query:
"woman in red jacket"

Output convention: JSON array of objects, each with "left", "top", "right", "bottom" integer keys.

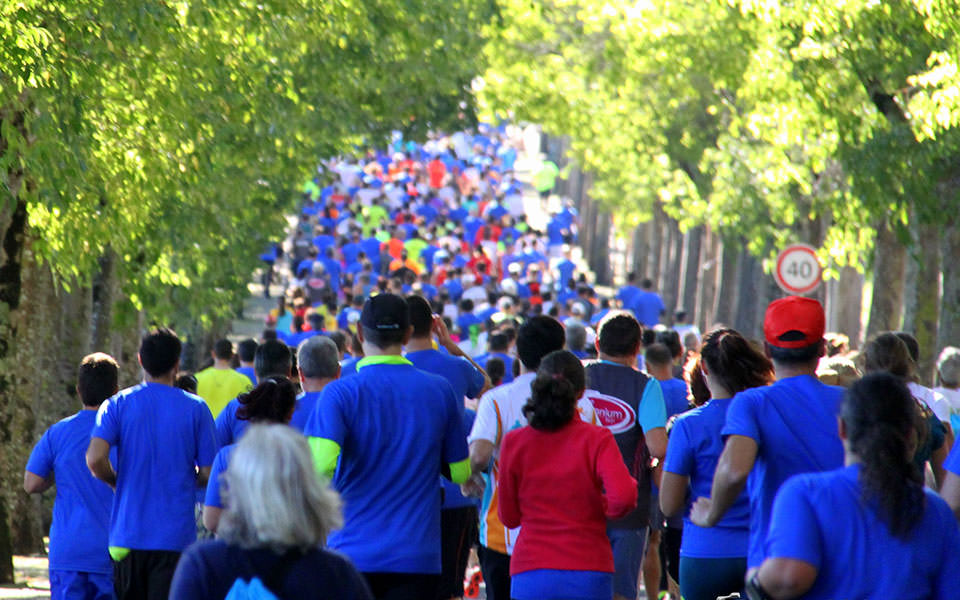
[{"left": 498, "top": 350, "right": 638, "bottom": 600}]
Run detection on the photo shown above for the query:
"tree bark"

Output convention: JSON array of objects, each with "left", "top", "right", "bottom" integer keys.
[
  {"left": 630, "top": 224, "right": 649, "bottom": 280},
  {"left": 695, "top": 227, "right": 719, "bottom": 331},
  {"left": 660, "top": 219, "right": 683, "bottom": 325},
  {"left": 679, "top": 226, "right": 703, "bottom": 318},
  {"left": 649, "top": 204, "right": 663, "bottom": 286},
  {"left": 91, "top": 247, "right": 116, "bottom": 351},
  {"left": 901, "top": 222, "right": 940, "bottom": 385},
  {"left": 865, "top": 221, "right": 907, "bottom": 341},
  {"left": 733, "top": 248, "right": 762, "bottom": 338},
  {"left": 590, "top": 207, "right": 611, "bottom": 286},
  {"left": 827, "top": 266, "right": 864, "bottom": 349},
  {"left": 940, "top": 225, "right": 960, "bottom": 354},
  {"left": 713, "top": 239, "right": 739, "bottom": 328},
  {"left": 0, "top": 196, "right": 30, "bottom": 583}
]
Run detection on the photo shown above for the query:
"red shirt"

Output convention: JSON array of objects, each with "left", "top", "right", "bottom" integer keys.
[
  {"left": 427, "top": 159, "right": 446, "bottom": 189},
  {"left": 497, "top": 419, "right": 637, "bottom": 575}
]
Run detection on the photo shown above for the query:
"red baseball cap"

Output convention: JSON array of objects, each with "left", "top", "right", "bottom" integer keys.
[{"left": 764, "top": 296, "right": 825, "bottom": 349}]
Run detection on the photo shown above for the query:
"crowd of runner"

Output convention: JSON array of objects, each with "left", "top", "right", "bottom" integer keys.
[{"left": 21, "top": 125, "right": 960, "bottom": 600}]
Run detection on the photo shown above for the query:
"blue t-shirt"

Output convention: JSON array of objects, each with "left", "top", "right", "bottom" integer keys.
[
  {"left": 406, "top": 349, "right": 485, "bottom": 510},
  {"left": 765, "top": 465, "right": 960, "bottom": 598},
  {"left": 214, "top": 398, "right": 246, "bottom": 448},
  {"left": 556, "top": 259, "right": 576, "bottom": 288},
  {"left": 304, "top": 360, "right": 468, "bottom": 573},
  {"left": 628, "top": 291, "right": 665, "bottom": 327},
  {"left": 721, "top": 375, "right": 844, "bottom": 567},
  {"left": 169, "top": 539, "right": 374, "bottom": 600},
  {"left": 342, "top": 242, "right": 362, "bottom": 266},
  {"left": 235, "top": 366, "right": 256, "bottom": 386},
  {"left": 616, "top": 285, "right": 641, "bottom": 307},
  {"left": 203, "top": 444, "right": 236, "bottom": 509},
  {"left": 290, "top": 390, "right": 321, "bottom": 432},
  {"left": 945, "top": 435, "right": 960, "bottom": 476},
  {"left": 92, "top": 382, "right": 217, "bottom": 551},
  {"left": 663, "top": 398, "right": 749, "bottom": 558},
  {"left": 659, "top": 378, "right": 690, "bottom": 418},
  {"left": 340, "top": 357, "right": 360, "bottom": 379},
  {"left": 26, "top": 410, "right": 114, "bottom": 574},
  {"left": 475, "top": 352, "right": 515, "bottom": 384}
]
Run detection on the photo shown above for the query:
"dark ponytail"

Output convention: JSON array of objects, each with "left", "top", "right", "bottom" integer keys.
[
  {"left": 237, "top": 376, "right": 297, "bottom": 424},
  {"left": 841, "top": 372, "right": 925, "bottom": 538},
  {"left": 700, "top": 328, "right": 774, "bottom": 395},
  {"left": 524, "top": 350, "right": 585, "bottom": 431}
]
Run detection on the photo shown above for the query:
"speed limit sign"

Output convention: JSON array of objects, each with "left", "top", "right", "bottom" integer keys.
[{"left": 775, "top": 244, "right": 822, "bottom": 295}]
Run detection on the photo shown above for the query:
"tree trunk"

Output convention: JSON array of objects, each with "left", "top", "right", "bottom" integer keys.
[
  {"left": 91, "top": 247, "right": 116, "bottom": 351},
  {"left": 649, "top": 205, "right": 663, "bottom": 286},
  {"left": 733, "top": 248, "right": 762, "bottom": 338},
  {"left": 0, "top": 196, "right": 30, "bottom": 583},
  {"left": 631, "top": 224, "right": 649, "bottom": 280},
  {"left": 695, "top": 227, "right": 719, "bottom": 331},
  {"left": 865, "top": 221, "right": 907, "bottom": 340},
  {"left": 940, "top": 220, "right": 960, "bottom": 355},
  {"left": 590, "top": 207, "right": 611, "bottom": 286},
  {"left": 661, "top": 219, "right": 683, "bottom": 325},
  {"left": 902, "top": 222, "right": 940, "bottom": 385},
  {"left": 827, "top": 266, "right": 864, "bottom": 349},
  {"left": 713, "top": 239, "right": 739, "bottom": 328},
  {"left": 679, "top": 226, "right": 703, "bottom": 318}
]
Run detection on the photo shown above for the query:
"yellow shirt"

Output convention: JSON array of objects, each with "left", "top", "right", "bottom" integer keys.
[{"left": 195, "top": 367, "right": 252, "bottom": 418}]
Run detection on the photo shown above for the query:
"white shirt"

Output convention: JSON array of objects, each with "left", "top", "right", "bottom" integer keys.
[
  {"left": 908, "top": 382, "right": 949, "bottom": 422},
  {"left": 934, "top": 387, "right": 960, "bottom": 424}
]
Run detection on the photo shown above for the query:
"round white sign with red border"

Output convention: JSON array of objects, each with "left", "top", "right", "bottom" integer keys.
[{"left": 775, "top": 244, "right": 822, "bottom": 295}]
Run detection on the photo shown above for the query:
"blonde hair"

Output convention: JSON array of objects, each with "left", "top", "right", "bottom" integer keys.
[{"left": 218, "top": 424, "right": 341, "bottom": 551}]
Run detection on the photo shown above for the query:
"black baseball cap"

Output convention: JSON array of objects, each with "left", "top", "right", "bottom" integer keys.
[{"left": 360, "top": 293, "right": 410, "bottom": 332}]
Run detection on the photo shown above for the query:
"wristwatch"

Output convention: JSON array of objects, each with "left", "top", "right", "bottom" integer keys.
[{"left": 745, "top": 572, "right": 774, "bottom": 600}]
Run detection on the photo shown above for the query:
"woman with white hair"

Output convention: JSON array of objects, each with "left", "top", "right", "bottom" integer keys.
[
  {"left": 170, "top": 424, "right": 373, "bottom": 599},
  {"left": 935, "top": 347, "right": 960, "bottom": 430}
]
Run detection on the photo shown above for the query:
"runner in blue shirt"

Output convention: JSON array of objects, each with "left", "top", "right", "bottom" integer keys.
[
  {"left": 644, "top": 344, "right": 690, "bottom": 418},
  {"left": 290, "top": 336, "right": 341, "bottom": 431},
  {"left": 660, "top": 330, "right": 773, "bottom": 600},
  {"left": 25, "top": 353, "right": 119, "bottom": 600},
  {"left": 626, "top": 279, "right": 665, "bottom": 328},
  {"left": 750, "top": 373, "right": 960, "bottom": 599},
  {"left": 86, "top": 328, "right": 217, "bottom": 600},
  {"left": 474, "top": 333, "right": 515, "bottom": 384},
  {"left": 214, "top": 340, "right": 292, "bottom": 448},
  {"left": 304, "top": 294, "right": 470, "bottom": 598},
  {"left": 689, "top": 297, "right": 844, "bottom": 570},
  {"left": 404, "top": 295, "right": 489, "bottom": 600},
  {"left": 235, "top": 338, "right": 258, "bottom": 386},
  {"left": 203, "top": 376, "right": 298, "bottom": 533},
  {"left": 615, "top": 272, "right": 643, "bottom": 308}
]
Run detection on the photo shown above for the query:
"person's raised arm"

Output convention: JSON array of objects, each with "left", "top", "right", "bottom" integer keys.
[
  {"left": 689, "top": 435, "right": 756, "bottom": 527},
  {"left": 433, "top": 315, "right": 492, "bottom": 393},
  {"left": 86, "top": 437, "right": 117, "bottom": 488}
]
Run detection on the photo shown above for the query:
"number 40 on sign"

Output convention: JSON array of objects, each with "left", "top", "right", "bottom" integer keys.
[{"left": 775, "top": 244, "right": 822, "bottom": 295}]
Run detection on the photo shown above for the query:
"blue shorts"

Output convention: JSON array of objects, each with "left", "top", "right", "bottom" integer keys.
[
  {"left": 49, "top": 569, "right": 114, "bottom": 600},
  {"left": 512, "top": 569, "right": 612, "bottom": 600},
  {"left": 607, "top": 527, "right": 649, "bottom": 600}
]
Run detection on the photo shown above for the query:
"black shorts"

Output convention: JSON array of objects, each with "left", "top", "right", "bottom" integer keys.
[
  {"left": 113, "top": 549, "right": 181, "bottom": 600},
  {"left": 437, "top": 506, "right": 478, "bottom": 599},
  {"left": 364, "top": 572, "right": 441, "bottom": 600}
]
